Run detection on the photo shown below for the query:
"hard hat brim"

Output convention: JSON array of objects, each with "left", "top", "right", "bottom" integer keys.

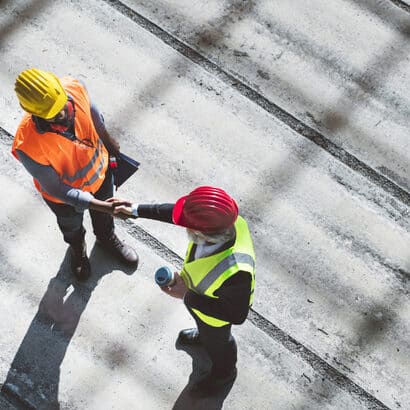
[
  {"left": 172, "top": 195, "right": 188, "bottom": 227},
  {"left": 42, "top": 93, "right": 68, "bottom": 119}
]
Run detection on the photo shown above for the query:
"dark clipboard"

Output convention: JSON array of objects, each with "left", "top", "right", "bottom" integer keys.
[{"left": 113, "top": 152, "right": 140, "bottom": 189}]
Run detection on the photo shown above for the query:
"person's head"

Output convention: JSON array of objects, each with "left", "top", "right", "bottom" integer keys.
[
  {"left": 172, "top": 186, "right": 238, "bottom": 244},
  {"left": 15, "top": 68, "right": 68, "bottom": 120}
]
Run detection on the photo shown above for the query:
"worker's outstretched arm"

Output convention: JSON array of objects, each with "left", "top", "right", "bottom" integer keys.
[{"left": 113, "top": 202, "right": 175, "bottom": 223}]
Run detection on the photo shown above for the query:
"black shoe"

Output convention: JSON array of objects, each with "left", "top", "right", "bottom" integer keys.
[
  {"left": 177, "top": 328, "right": 201, "bottom": 345},
  {"left": 191, "top": 367, "right": 237, "bottom": 396},
  {"left": 98, "top": 233, "right": 139, "bottom": 265},
  {"left": 70, "top": 240, "right": 91, "bottom": 281}
]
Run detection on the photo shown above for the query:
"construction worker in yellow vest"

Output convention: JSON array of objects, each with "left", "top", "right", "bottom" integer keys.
[
  {"left": 12, "top": 68, "right": 138, "bottom": 280},
  {"left": 117, "top": 186, "right": 256, "bottom": 395}
]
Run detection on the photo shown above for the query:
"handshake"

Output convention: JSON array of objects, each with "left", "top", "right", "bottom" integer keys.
[{"left": 105, "top": 198, "right": 138, "bottom": 219}]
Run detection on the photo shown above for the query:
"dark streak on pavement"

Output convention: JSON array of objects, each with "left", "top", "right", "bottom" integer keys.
[{"left": 101, "top": 0, "right": 410, "bottom": 209}]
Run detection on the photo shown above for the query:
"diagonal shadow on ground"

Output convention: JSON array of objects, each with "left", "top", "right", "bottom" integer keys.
[
  {"left": 0, "top": 0, "right": 53, "bottom": 48},
  {"left": 1, "top": 243, "right": 137, "bottom": 409},
  {"left": 102, "top": 0, "right": 257, "bottom": 131}
]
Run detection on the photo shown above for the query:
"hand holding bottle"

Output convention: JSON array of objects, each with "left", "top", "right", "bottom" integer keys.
[{"left": 156, "top": 267, "right": 187, "bottom": 299}]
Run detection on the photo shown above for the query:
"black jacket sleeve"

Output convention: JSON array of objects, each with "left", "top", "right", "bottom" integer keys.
[
  {"left": 184, "top": 271, "right": 252, "bottom": 324},
  {"left": 136, "top": 203, "right": 175, "bottom": 224}
]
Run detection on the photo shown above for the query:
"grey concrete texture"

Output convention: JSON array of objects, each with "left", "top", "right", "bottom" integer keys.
[
  {"left": 121, "top": 0, "right": 410, "bottom": 193},
  {"left": 0, "top": 0, "right": 409, "bottom": 409}
]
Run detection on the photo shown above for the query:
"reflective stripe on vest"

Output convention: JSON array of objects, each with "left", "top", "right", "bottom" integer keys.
[
  {"left": 61, "top": 139, "right": 106, "bottom": 189},
  {"left": 195, "top": 252, "right": 255, "bottom": 294},
  {"left": 12, "top": 77, "right": 108, "bottom": 203},
  {"left": 62, "top": 139, "right": 104, "bottom": 183},
  {"left": 182, "top": 216, "right": 256, "bottom": 327}
]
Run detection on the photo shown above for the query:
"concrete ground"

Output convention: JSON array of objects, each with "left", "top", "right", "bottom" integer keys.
[{"left": 0, "top": 0, "right": 409, "bottom": 409}]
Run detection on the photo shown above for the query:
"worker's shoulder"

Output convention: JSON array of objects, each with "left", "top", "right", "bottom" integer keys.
[
  {"left": 61, "top": 76, "right": 88, "bottom": 93},
  {"left": 12, "top": 114, "right": 38, "bottom": 154},
  {"left": 15, "top": 113, "right": 34, "bottom": 134}
]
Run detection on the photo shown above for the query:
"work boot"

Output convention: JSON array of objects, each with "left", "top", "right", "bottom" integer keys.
[
  {"left": 190, "top": 367, "right": 237, "bottom": 396},
  {"left": 177, "top": 328, "right": 201, "bottom": 345},
  {"left": 98, "top": 233, "right": 138, "bottom": 265},
  {"left": 70, "top": 239, "right": 91, "bottom": 281}
]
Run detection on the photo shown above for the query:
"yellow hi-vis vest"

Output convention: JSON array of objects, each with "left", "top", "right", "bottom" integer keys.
[
  {"left": 12, "top": 77, "right": 108, "bottom": 204},
  {"left": 181, "top": 216, "right": 256, "bottom": 327}
]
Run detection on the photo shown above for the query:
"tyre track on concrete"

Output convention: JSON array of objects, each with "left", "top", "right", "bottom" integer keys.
[
  {"left": 101, "top": 0, "right": 410, "bottom": 209},
  {"left": 0, "top": 126, "right": 390, "bottom": 408},
  {"left": 389, "top": 0, "right": 410, "bottom": 13}
]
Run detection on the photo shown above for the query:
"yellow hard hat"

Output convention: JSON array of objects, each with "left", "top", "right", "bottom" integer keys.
[{"left": 15, "top": 68, "right": 67, "bottom": 119}]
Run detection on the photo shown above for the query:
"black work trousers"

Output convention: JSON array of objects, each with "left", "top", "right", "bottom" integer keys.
[
  {"left": 44, "top": 170, "right": 114, "bottom": 246},
  {"left": 192, "top": 312, "right": 237, "bottom": 377}
]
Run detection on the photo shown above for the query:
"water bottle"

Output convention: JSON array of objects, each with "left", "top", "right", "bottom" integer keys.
[{"left": 155, "top": 266, "right": 176, "bottom": 286}]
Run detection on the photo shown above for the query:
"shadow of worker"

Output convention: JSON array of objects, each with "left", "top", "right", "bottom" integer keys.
[
  {"left": 172, "top": 342, "right": 235, "bottom": 410},
  {"left": 1, "top": 243, "right": 137, "bottom": 409}
]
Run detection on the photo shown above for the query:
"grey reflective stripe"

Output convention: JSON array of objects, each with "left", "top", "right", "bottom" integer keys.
[
  {"left": 195, "top": 252, "right": 255, "bottom": 294},
  {"left": 80, "top": 152, "right": 106, "bottom": 187},
  {"left": 62, "top": 140, "right": 103, "bottom": 183}
]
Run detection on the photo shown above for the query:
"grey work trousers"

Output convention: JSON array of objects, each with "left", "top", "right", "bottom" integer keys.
[
  {"left": 191, "top": 311, "right": 237, "bottom": 377},
  {"left": 44, "top": 170, "right": 114, "bottom": 246}
]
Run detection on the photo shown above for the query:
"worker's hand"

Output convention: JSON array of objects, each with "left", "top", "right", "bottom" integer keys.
[
  {"left": 106, "top": 197, "right": 135, "bottom": 219},
  {"left": 106, "top": 197, "right": 132, "bottom": 208},
  {"left": 113, "top": 204, "right": 134, "bottom": 217},
  {"left": 108, "top": 137, "right": 120, "bottom": 155},
  {"left": 114, "top": 211, "right": 134, "bottom": 220},
  {"left": 160, "top": 273, "right": 187, "bottom": 299},
  {"left": 101, "top": 130, "right": 120, "bottom": 155},
  {"left": 89, "top": 197, "right": 130, "bottom": 216}
]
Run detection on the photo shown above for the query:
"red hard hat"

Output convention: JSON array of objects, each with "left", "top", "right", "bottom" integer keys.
[{"left": 172, "top": 186, "right": 239, "bottom": 233}]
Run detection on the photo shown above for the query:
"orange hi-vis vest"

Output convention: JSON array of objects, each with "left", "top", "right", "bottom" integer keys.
[{"left": 12, "top": 77, "right": 108, "bottom": 204}]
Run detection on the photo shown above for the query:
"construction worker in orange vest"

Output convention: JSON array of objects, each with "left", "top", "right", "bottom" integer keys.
[
  {"left": 12, "top": 68, "right": 138, "bottom": 280},
  {"left": 116, "top": 186, "right": 256, "bottom": 395}
]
